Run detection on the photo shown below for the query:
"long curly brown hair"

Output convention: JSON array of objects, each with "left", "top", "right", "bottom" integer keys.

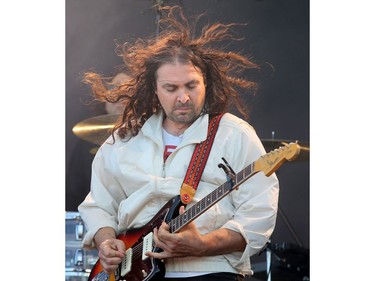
[{"left": 82, "top": 5, "right": 259, "bottom": 141}]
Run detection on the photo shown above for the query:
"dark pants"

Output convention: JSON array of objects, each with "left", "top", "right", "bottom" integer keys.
[{"left": 164, "top": 272, "right": 244, "bottom": 281}]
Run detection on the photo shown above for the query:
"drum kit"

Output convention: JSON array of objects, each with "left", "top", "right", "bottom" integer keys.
[{"left": 67, "top": 114, "right": 310, "bottom": 281}]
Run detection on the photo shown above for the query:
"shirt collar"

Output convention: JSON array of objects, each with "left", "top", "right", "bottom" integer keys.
[{"left": 142, "top": 112, "right": 209, "bottom": 145}]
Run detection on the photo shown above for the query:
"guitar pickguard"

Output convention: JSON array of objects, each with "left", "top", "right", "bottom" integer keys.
[{"left": 88, "top": 196, "right": 182, "bottom": 281}]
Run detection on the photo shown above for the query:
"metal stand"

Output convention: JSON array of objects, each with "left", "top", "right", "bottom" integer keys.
[
  {"left": 266, "top": 246, "right": 272, "bottom": 281},
  {"left": 278, "top": 204, "right": 304, "bottom": 247}
]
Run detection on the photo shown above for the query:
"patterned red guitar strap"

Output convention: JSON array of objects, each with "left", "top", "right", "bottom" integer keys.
[{"left": 180, "top": 113, "right": 224, "bottom": 204}]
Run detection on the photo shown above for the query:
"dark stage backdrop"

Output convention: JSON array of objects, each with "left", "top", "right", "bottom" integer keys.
[{"left": 66, "top": 0, "right": 309, "bottom": 278}]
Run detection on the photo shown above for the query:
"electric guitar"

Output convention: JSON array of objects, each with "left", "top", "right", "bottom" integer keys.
[{"left": 88, "top": 142, "right": 301, "bottom": 281}]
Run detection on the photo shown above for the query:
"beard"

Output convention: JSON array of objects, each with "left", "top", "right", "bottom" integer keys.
[{"left": 166, "top": 103, "right": 204, "bottom": 125}]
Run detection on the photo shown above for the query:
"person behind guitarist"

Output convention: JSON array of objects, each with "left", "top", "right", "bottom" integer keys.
[{"left": 78, "top": 5, "right": 279, "bottom": 281}]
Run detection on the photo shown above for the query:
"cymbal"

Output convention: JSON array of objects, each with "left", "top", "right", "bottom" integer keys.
[
  {"left": 261, "top": 139, "right": 309, "bottom": 162},
  {"left": 72, "top": 114, "right": 120, "bottom": 145}
]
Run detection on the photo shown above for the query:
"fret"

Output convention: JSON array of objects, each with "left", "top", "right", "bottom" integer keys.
[
  {"left": 170, "top": 220, "right": 177, "bottom": 233},
  {"left": 206, "top": 195, "right": 211, "bottom": 205}
]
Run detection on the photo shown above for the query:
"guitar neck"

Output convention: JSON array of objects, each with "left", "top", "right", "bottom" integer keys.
[
  {"left": 168, "top": 142, "right": 301, "bottom": 233},
  {"left": 169, "top": 162, "right": 257, "bottom": 233}
]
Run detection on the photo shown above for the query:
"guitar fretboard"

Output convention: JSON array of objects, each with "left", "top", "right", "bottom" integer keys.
[{"left": 169, "top": 162, "right": 256, "bottom": 233}]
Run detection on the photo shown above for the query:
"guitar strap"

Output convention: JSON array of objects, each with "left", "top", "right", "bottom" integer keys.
[{"left": 180, "top": 113, "right": 224, "bottom": 204}]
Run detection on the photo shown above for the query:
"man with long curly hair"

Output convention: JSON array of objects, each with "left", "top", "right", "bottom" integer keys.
[{"left": 78, "top": 6, "right": 279, "bottom": 281}]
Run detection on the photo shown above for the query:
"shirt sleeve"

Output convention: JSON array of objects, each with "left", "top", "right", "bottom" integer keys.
[
  {"left": 219, "top": 118, "right": 279, "bottom": 273},
  {"left": 78, "top": 141, "right": 127, "bottom": 248}
]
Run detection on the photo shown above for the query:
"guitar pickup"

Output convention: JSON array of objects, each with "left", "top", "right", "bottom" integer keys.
[
  {"left": 120, "top": 248, "right": 133, "bottom": 276},
  {"left": 142, "top": 232, "right": 153, "bottom": 261}
]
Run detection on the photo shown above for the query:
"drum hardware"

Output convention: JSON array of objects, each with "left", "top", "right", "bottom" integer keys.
[
  {"left": 65, "top": 271, "right": 90, "bottom": 281},
  {"left": 278, "top": 205, "right": 304, "bottom": 248},
  {"left": 66, "top": 212, "right": 99, "bottom": 278},
  {"left": 76, "top": 223, "right": 84, "bottom": 240},
  {"left": 254, "top": 241, "right": 309, "bottom": 281},
  {"left": 268, "top": 242, "right": 309, "bottom": 281},
  {"left": 75, "top": 248, "right": 84, "bottom": 267}
]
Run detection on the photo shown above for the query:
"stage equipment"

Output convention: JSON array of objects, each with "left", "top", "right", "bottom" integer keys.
[
  {"left": 252, "top": 242, "right": 309, "bottom": 281},
  {"left": 66, "top": 212, "right": 99, "bottom": 281},
  {"left": 72, "top": 114, "right": 121, "bottom": 146},
  {"left": 268, "top": 242, "right": 309, "bottom": 281}
]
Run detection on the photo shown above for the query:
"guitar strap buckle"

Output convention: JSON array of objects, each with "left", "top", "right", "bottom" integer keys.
[{"left": 180, "top": 183, "right": 196, "bottom": 204}]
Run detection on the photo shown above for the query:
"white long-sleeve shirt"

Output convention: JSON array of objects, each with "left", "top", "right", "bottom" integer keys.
[{"left": 78, "top": 112, "right": 279, "bottom": 275}]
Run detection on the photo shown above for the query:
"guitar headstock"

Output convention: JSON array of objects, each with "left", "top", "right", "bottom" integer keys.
[{"left": 254, "top": 142, "right": 301, "bottom": 176}]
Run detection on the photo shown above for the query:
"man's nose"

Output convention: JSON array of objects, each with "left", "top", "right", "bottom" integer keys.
[{"left": 177, "top": 90, "right": 190, "bottom": 103}]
